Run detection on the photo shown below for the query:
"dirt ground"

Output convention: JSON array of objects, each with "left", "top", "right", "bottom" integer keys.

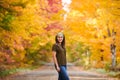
[{"left": 2, "top": 63, "right": 118, "bottom": 80}]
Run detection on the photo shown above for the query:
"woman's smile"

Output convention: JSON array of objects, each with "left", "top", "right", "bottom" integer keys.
[{"left": 57, "top": 36, "right": 63, "bottom": 43}]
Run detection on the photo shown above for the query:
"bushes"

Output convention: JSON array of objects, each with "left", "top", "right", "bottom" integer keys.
[
  {"left": 0, "top": 65, "right": 16, "bottom": 78},
  {"left": 0, "top": 65, "right": 7, "bottom": 77}
]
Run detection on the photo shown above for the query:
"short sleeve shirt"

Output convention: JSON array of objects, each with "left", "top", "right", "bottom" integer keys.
[{"left": 52, "top": 44, "right": 66, "bottom": 66}]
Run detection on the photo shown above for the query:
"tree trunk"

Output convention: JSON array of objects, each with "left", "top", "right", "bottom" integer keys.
[{"left": 111, "top": 44, "right": 116, "bottom": 68}]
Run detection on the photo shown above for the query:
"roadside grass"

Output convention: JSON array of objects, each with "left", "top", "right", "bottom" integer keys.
[
  {"left": 0, "top": 65, "right": 40, "bottom": 78},
  {"left": 88, "top": 68, "right": 120, "bottom": 79},
  {"left": 0, "top": 61, "right": 50, "bottom": 78}
]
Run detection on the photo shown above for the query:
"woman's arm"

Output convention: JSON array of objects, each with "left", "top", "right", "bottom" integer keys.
[{"left": 52, "top": 51, "right": 60, "bottom": 72}]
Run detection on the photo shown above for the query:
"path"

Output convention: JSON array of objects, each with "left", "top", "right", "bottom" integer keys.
[{"left": 4, "top": 63, "right": 118, "bottom": 80}]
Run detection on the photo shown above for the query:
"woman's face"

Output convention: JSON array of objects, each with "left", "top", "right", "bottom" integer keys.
[{"left": 57, "top": 36, "right": 63, "bottom": 43}]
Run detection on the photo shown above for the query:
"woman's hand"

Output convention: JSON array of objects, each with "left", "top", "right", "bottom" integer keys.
[
  {"left": 52, "top": 51, "right": 60, "bottom": 72},
  {"left": 56, "top": 66, "right": 60, "bottom": 72}
]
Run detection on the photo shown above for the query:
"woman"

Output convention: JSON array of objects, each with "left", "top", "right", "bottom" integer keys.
[{"left": 52, "top": 32, "right": 70, "bottom": 80}]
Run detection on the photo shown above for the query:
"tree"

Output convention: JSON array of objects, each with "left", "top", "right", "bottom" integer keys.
[{"left": 64, "top": 0, "right": 120, "bottom": 68}]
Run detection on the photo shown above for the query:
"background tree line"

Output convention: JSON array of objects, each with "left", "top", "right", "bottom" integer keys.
[{"left": 0, "top": 0, "right": 120, "bottom": 77}]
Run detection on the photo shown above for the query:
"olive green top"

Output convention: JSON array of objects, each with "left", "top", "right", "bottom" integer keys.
[{"left": 52, "top": 43, "right": 66, "bottom": 66}]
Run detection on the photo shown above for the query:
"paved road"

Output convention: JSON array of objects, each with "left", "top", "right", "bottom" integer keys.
[{"left": 6, "top": 63, "right": 118, "bottom": 80}]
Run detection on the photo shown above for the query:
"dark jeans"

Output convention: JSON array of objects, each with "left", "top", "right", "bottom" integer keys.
[{"left": 58, "top": 65, "right": 70, "bottom": 80}]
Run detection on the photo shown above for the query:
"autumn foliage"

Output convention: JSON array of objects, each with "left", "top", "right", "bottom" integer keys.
[{"left": 0, "top": 0, "right": 120, "bottom": 75}]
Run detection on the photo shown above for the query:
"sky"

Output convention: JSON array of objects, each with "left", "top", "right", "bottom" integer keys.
[{"left": 62, "top": 0, "right": 72, "bottom": 20}]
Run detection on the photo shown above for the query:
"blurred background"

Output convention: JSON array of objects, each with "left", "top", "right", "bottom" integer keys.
[{"left": 0, "top": 0, "right": 120, "bottom": 78}]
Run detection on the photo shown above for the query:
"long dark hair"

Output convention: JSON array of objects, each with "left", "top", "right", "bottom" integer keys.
[{"left": 55, "top": 34, "right": 65, "bottom": 49}]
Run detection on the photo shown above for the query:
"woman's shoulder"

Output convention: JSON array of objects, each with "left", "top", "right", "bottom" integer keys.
[
  {"left": 53, "top": 43, "right": 58, "bottom": 47},
  {"left": 52, "top": 43, "right": 59, "bottom": 51}
]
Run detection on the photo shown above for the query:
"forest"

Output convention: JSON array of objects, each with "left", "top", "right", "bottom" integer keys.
[{"left": 0, "top": 0, "right": 120, "bottom": 78}]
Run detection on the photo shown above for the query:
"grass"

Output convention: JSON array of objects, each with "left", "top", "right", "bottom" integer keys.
[
  {"left": 88, "top": 68, "right": 120, "bottom": 79},
  {"left": 0, "top": 68, "right": 17, "bottom": 78},
  {"left": 0, "top": 65, "right": 40, "bottom": 78}
]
